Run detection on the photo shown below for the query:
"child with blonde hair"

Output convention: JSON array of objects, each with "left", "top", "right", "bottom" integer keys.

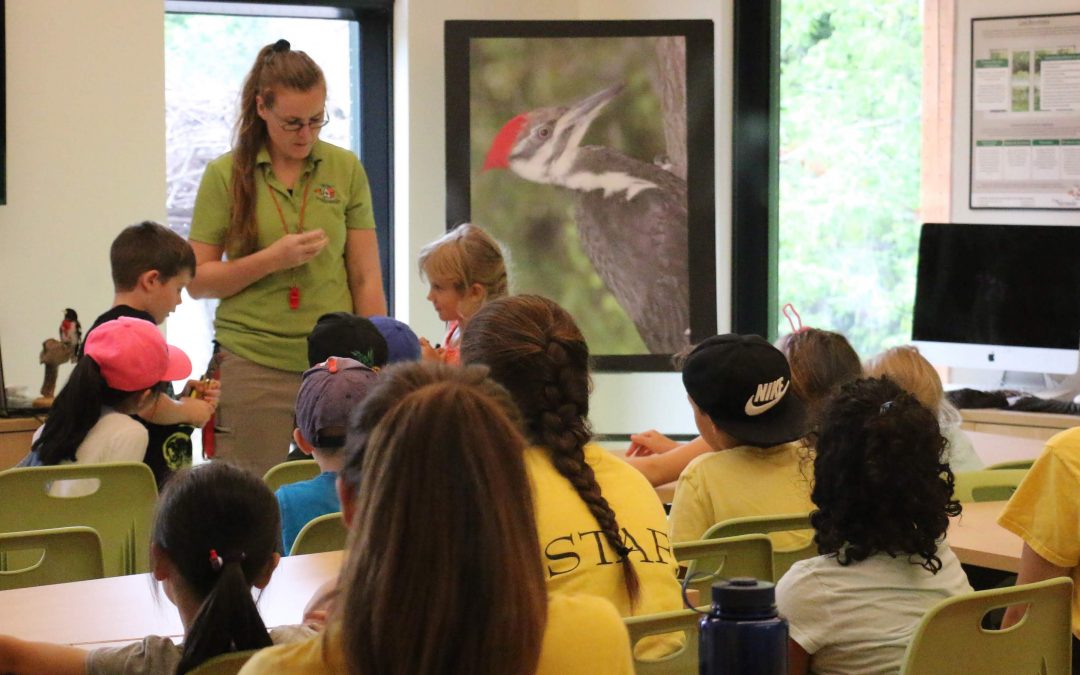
[
  {"left": 865, "top": 345, "right": 983, "bottom": 473},
  {"left": 417, "top": 223, "right": 508, "bottom": 365}
]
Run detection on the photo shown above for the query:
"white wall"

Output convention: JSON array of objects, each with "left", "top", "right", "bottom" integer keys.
[
  {"left": 0, "top": 1, "right": 166, "bottom": 394},
  {"left": 950, "top": 0, "right": 1080, "bottom": 225},
  {"left": 393, "top": 0, "right": 734, "bottom": 435}
]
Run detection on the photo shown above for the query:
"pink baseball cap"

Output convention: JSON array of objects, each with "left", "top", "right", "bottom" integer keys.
[{"left": 83, "top": 317, "right": 192, "bottom": 392}]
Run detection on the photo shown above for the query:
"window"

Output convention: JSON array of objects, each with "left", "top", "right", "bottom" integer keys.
[{"left": 777, "top": 2, "right": 923, "bottom": 357}]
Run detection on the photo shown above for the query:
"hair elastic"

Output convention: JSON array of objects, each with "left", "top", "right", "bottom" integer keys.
[
  {"left": 272, "top": 39, "right": 291, "bottom": 53},
  {"left": 209, "top": 549, "right": 246, "bottom": 572},
  {"left": 879, "top": 400, "right": 896, "bottom": 415},
  {"left": 782, "top": 303, "right": 806, "bottom": 334}
]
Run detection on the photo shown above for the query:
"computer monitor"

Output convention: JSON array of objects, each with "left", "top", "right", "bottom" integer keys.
[{"left": 912, "top": 223, "right": 1080, "bottom": 377}]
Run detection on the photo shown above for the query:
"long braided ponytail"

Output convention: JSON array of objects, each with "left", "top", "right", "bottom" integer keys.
[
  {"left": 461, "top": 295, "right": 641, "bottom": 605},
  {"left": 229, "top": 40, "right": 325, "bottom": 258}
]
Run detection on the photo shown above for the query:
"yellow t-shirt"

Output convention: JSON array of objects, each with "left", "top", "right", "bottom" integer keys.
[
  {"left": 998, "top": 427, "right": 1080, "bottom": 638},
  {"left": 524, "top": 443, "right": 683, "bottom": 617},
  {"left": 236, "top": 594, "right": 634, "bottom": 675},
  {"left": 667, "top": 441, "right": 814, "bottom": 548}
]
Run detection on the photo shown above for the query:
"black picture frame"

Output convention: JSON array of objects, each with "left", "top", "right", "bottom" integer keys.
[{"left": 445, "top": 19, "right": 716, "bottom": 372}]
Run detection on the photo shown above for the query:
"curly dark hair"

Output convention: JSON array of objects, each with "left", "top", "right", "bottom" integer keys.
[{"left": 809, "top": 376, "right": 961, "bottom": 572}]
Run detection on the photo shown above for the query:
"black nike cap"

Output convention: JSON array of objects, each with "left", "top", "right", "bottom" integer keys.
[{"left": 681, "top": 334, "right": 807, "bottom": 448}]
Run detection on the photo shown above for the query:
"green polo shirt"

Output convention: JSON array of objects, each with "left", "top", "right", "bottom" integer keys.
[{"left": 190, "top": 140, "right": 376, "bottom": 372}]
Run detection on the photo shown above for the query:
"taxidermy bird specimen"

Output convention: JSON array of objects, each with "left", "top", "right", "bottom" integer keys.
[
  {"left": 34, "top": 309, "right": 81, "bottom": 408},
  {"left": 483, "top": 83, "right": 689, "bottom": 354}
]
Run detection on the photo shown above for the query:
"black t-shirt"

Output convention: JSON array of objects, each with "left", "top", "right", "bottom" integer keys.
[{"left": 81, "top": 305, "right": 192, "bottom": 487}]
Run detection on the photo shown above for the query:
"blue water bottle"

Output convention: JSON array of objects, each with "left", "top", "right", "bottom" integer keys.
[{"left": 699, "top": 577, "right": 788, "bottom": 675}]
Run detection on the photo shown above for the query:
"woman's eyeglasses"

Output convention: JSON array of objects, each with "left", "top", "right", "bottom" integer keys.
[{"left": 267, "top": 107, "right": 330, "bottom": 132}]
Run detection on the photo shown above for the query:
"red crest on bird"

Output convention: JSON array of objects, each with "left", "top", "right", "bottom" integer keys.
[{"left": 483, "top": 114, "right": 528, "bottom": 171}]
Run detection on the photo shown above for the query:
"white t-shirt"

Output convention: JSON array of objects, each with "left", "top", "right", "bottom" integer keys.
[
  {"left": 32, "top": 410, "right": 149, "bottom": 497},
  {"left": 776, "top": 543, "right": 972, "bottom": 675}
]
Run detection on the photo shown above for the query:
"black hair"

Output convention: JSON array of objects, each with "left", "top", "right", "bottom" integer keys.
[
  {"left": 809, "top": 377, "right": 961, "bottom": 572},
  {"left": 110, "top": 221, "right": 196, "bottom": 291},
  {"left": 154, "top": 463, "right": 281, "bottom": 674},
  {"left": 32, "top": 357, "right": 158, "bottom": 465}
]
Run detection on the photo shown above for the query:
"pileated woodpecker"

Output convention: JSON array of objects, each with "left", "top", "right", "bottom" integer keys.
[{"left": 483, "top": 84, "right": 689, "bottom": 354}]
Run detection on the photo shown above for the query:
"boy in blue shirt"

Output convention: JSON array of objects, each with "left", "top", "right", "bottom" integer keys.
[{"left": 279, "top": 356, "right": 378, "bottom": 554}]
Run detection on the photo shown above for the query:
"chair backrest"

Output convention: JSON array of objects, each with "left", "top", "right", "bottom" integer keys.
[
  {"left": 0, "top": 462, "right": 157, "bottom": 576},
  {"left": 0, "top": 526, "right": 104, "bottom": 590},
  {"left": 900, "top": 577, "right": 1073, "bottom": 675},
  {"left": 985, "top": 459, "right": 1034, "bottom": 471},
  {"left": 625, "top": 608, "right": 701, "bottom": 675},
  {"left": 263, "top": 459, "right": 320, "bottom": 493},
  {"left": 675, "top": 534, "right": 773, "bottom": 600},
  {"left": 953, "top": 469, "right": 1029, "bottom": 503},
  {"left": 703, "top": 513, "right": 815, "bottom": 582},
  {"left": 289, "top": 512, "right": 348, "bottom": 556},
  {"left": 187, "top": 649, "right": 260, "bottom": 675}
]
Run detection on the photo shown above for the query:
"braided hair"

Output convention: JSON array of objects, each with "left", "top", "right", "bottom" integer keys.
[{"left": 461, "top": 295, "right": 641, "bottom": 605}]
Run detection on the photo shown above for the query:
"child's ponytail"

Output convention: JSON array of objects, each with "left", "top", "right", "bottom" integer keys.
[
  {"left": 152, "top": 463, "right": 280, "bottom": 674},
  {"left": 176, "top": 555, "right": 272, "bottom": 674}
]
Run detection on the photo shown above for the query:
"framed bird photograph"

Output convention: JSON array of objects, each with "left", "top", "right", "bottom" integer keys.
[{"left": 445, "top": 20, "right": 716, "bottom": 371}]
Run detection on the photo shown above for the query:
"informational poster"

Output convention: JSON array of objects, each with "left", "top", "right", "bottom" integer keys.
[{"left": 971, "top": 13, "right": 1080, "bottom": 210}]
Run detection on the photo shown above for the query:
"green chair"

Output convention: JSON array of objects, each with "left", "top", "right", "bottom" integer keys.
[
  {"left": 187, "top": 649, "right": 260, "bottom": 675},
  {"left": 0, "top": 526, "right": 104, "bottom": 590},
  {"left": 263, "top": 459, "right": 320, "bottom": 493},
  {"left": 986, "top": 459, "right": 1034, "bottom": 471},
  {"left": 0, "top": 462, "right": 157, "bottom": 576},
  {"left": 290, "top": 512, "right": 348, "bottom": 556},
  {"left": 900, "top": 577, "right": 1072, "bottom": 675},
  {"left": 702, "top": 513, "right": 815, "bottom": 582},
  {"left": 675, "top": 534, "right": 773, "bottom": 601},
  {"left": 953, "top": 469, "right": 1029, "bottom": 503},
  {"left": 625, "top": 608, "right": 701, "bottom": 675}
]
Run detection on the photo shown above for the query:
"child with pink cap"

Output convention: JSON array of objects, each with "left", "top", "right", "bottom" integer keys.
[{"left": 22, "top": 317, "right": 194, "bottom": 493}]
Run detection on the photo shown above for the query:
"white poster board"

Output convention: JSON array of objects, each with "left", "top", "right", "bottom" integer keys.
[{"left": 970, "top": 12, "right": 1080, "bottom": 210}]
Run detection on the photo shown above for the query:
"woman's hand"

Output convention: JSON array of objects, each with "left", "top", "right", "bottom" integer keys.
[
  {"left": 270, "top": 230, "right": 329, "bottom": 270},
  {"left": 626, "top": 430, "right": 679, "bottom": 457}
]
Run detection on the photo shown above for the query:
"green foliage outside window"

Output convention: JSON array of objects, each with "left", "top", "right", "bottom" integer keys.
[{"left": 778, "top": 1, "right": 922, "bottom": 359}]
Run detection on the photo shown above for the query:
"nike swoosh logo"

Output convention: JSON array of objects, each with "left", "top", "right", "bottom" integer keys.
[{"left": 744, "top": 381, "right": 789, "bottom": 416}]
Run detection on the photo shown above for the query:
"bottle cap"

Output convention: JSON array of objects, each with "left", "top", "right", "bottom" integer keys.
[{"left": 711, "top": 577, "right": 778, "bottom": 617}]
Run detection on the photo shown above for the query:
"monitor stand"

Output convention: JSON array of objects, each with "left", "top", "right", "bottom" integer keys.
[{"left": 1011, "top": 336, "right": 1080, "bottom": 402}]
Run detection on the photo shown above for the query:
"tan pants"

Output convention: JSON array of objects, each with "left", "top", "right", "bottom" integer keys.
[{"left": 212, "top": 348, "right": 301, "bottom": 478}]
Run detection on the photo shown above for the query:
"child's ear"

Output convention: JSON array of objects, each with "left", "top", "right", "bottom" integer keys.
[
  {"left": 151, "top": 544, "right": 172, "bottom": 581},
  {"left": 336, "top": 475, "right": 357, "bottom": 528},
  {"left": 293, "top": 428, "right": 316, "bottom": 457},
  {"left": 138, "top": 269, "right": 162, "bottom": 291},
  {"left": 466, "top": 282, "right": 487, "bottom": 303},
  {"left": 253, "top": 552, "right": 281, "bottom": 590}
]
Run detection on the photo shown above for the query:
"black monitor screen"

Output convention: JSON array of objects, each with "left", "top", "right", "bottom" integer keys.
[{"left": 913, "top": 223, "right": 1080, "bottom": 350}]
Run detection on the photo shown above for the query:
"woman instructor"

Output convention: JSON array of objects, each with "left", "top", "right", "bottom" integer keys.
[{"left": 187, "top": 40, "right": 386, "bottom": 476}]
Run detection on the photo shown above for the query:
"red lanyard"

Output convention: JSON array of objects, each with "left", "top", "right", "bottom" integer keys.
[{"left": 266, "top": 172, "right": 314, "bottom": 310}]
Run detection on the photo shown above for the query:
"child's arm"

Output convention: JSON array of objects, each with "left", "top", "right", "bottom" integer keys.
[
  {"left": 0, "top": 635, "right": 87, "bottom": 675},
  {"left": 1001, "top": 543, "right": 1070, "bottom": 629},
  {"left": 624, "top": 437, "right": 714, "bottom": 487},
  {"left": 140, "top": 380, "right": 219, "bottom": 427},
  {"left": 626, "top": 430, "right": 680, "bottom": 457},
  {"left": 787, "top": 638, "right": 811, "bottom": 675}
]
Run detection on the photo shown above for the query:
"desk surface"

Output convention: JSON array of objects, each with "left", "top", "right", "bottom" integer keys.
[
  {"left": 947, "top": 501, "right": 1021, "bottom": 573},
  {"left": 967, "top": 430, "right": 1045, "bottom": 467},
  {"left": 0, "top": 550, "right": 342, "bottom": 646}
]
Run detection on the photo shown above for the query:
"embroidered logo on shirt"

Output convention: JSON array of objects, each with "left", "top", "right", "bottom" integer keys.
[
  {"left": 315, "top": 184, "right": 339, "bottom": 203},
  {"left": 744, "top": 376, "right": 789, "bottom": 416}
]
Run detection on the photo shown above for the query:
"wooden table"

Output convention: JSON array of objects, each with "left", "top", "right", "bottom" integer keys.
[
  {"left": 0, "top": 550, "right": 342, "bottom": 646},
  {"left": 967, "top": 430, "right": 1045, "bottom": 468},
  {"left": 947, "top": 501, "right": 1022, "bottom": 573},
  {"left": 0, "top": 416, "right": 44, "bottom": 470}
]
